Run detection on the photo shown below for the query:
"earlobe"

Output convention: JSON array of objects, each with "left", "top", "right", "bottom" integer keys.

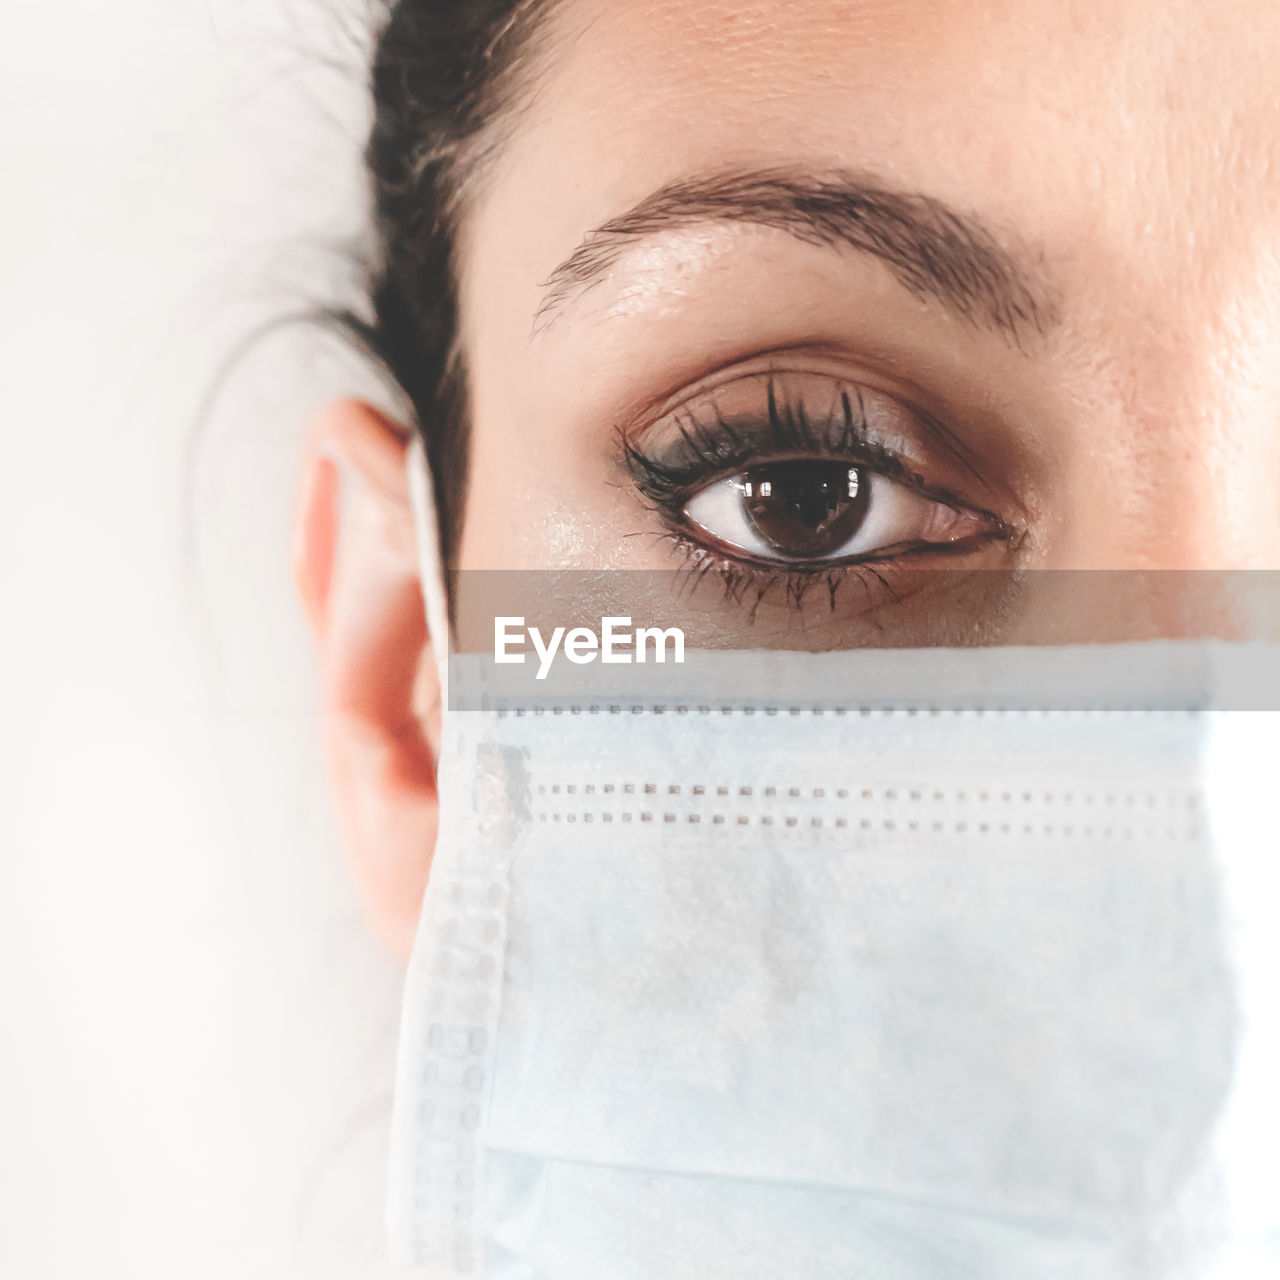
[{"left": 293, "top": 399, "right": 441, "bottom": 964}]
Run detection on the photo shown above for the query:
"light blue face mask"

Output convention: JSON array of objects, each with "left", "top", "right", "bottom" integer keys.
[{"left": 388, "top": 439, "right": 1280, "bottom": 1279}]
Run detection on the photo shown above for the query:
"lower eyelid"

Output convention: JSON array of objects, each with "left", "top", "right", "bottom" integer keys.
[{"left": 665, "top": 532, "right": 1007, "bottom": 604}]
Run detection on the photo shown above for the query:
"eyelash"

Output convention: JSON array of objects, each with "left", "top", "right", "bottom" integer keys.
[
  {"left": 663, "top": 534, "right": 906, "bottom": 619},
  {"left": 620, "top": 375, "right": 1011, "bottom": 612},
  {"left": 622, "top": 379, "right": 917, "bottom": 502}
]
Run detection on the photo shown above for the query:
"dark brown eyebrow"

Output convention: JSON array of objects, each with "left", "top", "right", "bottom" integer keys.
[{"left": 534, "top": 167, "right": 1057, "bottom": 343}]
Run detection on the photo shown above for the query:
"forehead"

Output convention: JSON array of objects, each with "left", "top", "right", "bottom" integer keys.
[{"left": 460, "top": 0, "right": 1280, "bottom": 303}]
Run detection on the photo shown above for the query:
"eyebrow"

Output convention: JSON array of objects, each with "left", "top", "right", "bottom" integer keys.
[{"left": 534, "top": 167, "right": 1057, "bottom": 343}]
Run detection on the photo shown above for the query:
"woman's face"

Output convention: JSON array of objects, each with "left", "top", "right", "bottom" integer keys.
[
  {"left": 294, "top": 0, "right": 1280, "bottom": 957},
  {"left": 451, "top": 0, "right": 1280, "bottom": 645}
]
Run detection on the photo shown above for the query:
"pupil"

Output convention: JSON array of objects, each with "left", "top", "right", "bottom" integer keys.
[{"left": 741, "top": 461, "right": 869, "bottom": 558}]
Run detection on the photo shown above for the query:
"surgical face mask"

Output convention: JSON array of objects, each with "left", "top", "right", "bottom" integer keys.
[{"left": 389, "top": 440, "right": 1280, "bottom": 1279}]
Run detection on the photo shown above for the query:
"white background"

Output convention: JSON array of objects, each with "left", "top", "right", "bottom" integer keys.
[{"left": 0, "top": 3, "right": 408, "bottom": 1275}]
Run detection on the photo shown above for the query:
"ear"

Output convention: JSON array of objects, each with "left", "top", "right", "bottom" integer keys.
[{"left": 292, "top": 398, "right": 441, "bottom": 964}]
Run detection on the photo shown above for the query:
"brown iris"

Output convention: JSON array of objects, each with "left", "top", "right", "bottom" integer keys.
[{"left": 740, "top": 461, "right": 869, "bottom": 558}]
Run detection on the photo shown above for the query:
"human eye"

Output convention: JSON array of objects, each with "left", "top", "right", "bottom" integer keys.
[
  {"left": 683, "top": 461, "right": 989, "bottom": 566},
  {"left": 621, "top": 369, "right": 1016, "bottom": 618}
]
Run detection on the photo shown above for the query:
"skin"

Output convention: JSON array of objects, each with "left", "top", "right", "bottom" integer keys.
[{"left": 293, "top": 0, "right": 1280, "bottom": 958}]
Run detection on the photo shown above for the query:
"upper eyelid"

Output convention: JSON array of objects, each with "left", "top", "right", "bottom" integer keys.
[
  {"left": 623, "top": 380, "right": 925, "bottom": 501},
  {"left": 615, "top": 355, "right": 1013, "bottom": 515},
  {"left": 611, "top": 346, "right": 874, "bottom": 443},
  {"left": 631, "top": 426, "right": 917, "bottom": 500}
]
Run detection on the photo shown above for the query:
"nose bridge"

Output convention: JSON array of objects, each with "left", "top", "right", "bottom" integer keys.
[
  {"left": 1200, "top": 352, "right": 1280, "bottom": 572},
  {"left": 1160, "top": 286, "right": 1280, "bottom": 571},
  {"left": 1118, "top": 315, "right": 1280, "bottom": 636},
  {"left": 1051, "top": 228, "right": 1280, "bottom": 641},
  {"left": 1073, "top": 22, "right": 1280, "bottom": 573},
  {"left": 1082, "top": 231, "right": 1280, "bottom": 576}
]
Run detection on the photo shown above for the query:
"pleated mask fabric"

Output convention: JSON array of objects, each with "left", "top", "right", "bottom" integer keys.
[{"left": 389, "top": 438, "right": 1280, "bottom": 1279}]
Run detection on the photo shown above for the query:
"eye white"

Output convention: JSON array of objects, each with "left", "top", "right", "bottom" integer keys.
[{"left": 682, "top": 470, "right": 979, "bottom": 562}]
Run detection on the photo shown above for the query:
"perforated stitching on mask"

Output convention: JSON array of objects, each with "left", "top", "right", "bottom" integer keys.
[
  {"left": 531, "top": 809, "right": 1201, "bottom": 839},
  {"left": 496, "top": 703, "right": 1202, "bottom": 718},
  {"left": 535, "top": 782, "right": 1198, "bottom": 809}
]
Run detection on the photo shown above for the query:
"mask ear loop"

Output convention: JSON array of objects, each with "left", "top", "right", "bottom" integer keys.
[
  {"left": 406, "top": 433, "right": 451, "bottom": 703},
  {"left": 394, "top": 434, "right": 496, "bottom": 1275}
]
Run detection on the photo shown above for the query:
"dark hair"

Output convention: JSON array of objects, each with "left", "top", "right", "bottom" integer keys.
[{"left": 350, "top": 0, "right": 548, "bottom": 562}]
